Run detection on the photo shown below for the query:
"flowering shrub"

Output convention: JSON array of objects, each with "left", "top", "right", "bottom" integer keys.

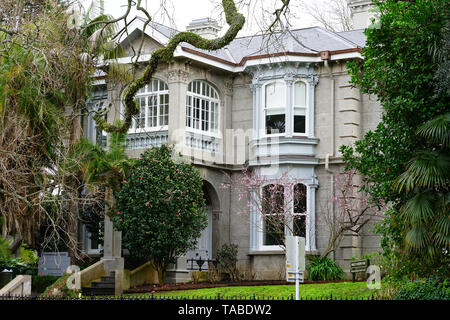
[{"left": 111, "top": 145, "right": 207, "bottom": 284}]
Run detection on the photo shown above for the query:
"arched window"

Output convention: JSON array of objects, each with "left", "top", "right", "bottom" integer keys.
[
  {"left": 293, "top": 81, "right": 307, "bottom": 134},
  {"left": 293, "top": 183, "right": 307, "bottom": 238},
  {"left": 262, "top": 184, "right": 285, "bottom": 246},
  {"left": 264, "top": 81, "right": 286, "bottom": 134},
  {"left": 186, "top": 80, "right": 220, "bottom": 134},
  {"left": 132, "top": 78, "right": 169, "bottom": 130}
]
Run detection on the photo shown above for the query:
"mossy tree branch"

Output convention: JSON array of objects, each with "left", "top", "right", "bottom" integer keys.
[{"left": 94, "top": 0, "right": 245, "bottom": 133}]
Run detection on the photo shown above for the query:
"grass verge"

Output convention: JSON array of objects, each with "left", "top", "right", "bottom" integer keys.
[{"left": 124, "top": 281, "right": 376, "bottom": 300}]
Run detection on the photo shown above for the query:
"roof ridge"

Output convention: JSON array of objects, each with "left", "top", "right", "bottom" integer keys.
[
  {"left": 286, "top": 28, "right": 319, "bottom": 53},
  {"left": 315, "top": 26, "right": 360, "bottom": 48},
  {"left": 135, "top": 16, "right": 180, "bottom": 33}
]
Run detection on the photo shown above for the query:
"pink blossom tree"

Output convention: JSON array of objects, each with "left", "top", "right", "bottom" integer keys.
[
  {"left": 222, "top": 167, "right": 308, "bottom": 249},
  {"left": 222, "top": 167, "right": 385, "bottom": 256},
  {"left": 320, "top": 169, "right": 386, "bottom": 258}
]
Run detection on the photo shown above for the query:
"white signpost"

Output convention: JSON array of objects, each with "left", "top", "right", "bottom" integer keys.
[{"left": 285, "top": 236, "right": 306, "bottom": 300}]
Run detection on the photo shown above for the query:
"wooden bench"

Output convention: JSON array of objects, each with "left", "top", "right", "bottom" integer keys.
[{"left": 350, "top": 259, "right": 370, "bottom": 282}]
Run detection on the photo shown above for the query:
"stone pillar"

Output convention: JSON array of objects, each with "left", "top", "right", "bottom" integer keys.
[
  {"left": 167, "top": 63, "right": 189, "bottom": 152},
  {"left": 306, "top": 73, "right": 319, "bottom": 139},
  {"left": 166, "top": 256, "right": 190, "bottom": 283},
  {"left": 222, "top": 78, "right": 234, "bottom": 165},
  {"left": 251, "top": 80, "right": 262, "bottom": 139},
  {"left": 284, "top": 74, "right": 294, "bottom": 137},
  {"left": 102, "top": 215, "right": 124, "bottom": 274}
]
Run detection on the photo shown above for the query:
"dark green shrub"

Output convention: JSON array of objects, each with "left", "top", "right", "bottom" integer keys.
[
  {"left": 32, "top": 275, "right": 59, "bottom": 293},
  {"left": 216, "top": 243, "right": 240, "bottom": 282},
  {"left": 112, "top": 145, "right": 207, "bottom": 285},
  {"left": 306, "top": 256, "right": 344, "bottom": 281},
  {"left": 394, "top": 277, "right": 450, "bottom": 300}
]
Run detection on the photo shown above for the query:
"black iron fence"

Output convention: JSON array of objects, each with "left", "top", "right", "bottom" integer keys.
[
  {"left": 0, "top": 293, "right": 382, "bottom": 301},
  {"left": 186, "top": 258, "right": 217, "bottom": 271}
]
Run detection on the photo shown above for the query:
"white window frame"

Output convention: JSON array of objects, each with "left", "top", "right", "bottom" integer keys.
[
  {"left": 260, "top": 78, "right": 310, "bottom": 138},
  {"left": 259, "top": 183, "right": 285, "bottom": 251},
  {"left": 128, "top": 78, "right": 169, "bottom": 134},
  {"left": 292, "top": 80, "right": 309, "bottom": 137},
  {"left": 262, "top": 80, "right": 286, "bottom": 137},
  {"left": 292, "top": 183, "right": 308, "bottom": 239},
  {"left": 253, "top": 182, "right": 311, "bottom": 252},
  {"left": 186, "top": 80, "right": 221, "bottom": 137}
]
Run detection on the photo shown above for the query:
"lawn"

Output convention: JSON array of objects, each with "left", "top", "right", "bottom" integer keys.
[{"left": 125, "top": 281, "right": 376, "bottom": 300}]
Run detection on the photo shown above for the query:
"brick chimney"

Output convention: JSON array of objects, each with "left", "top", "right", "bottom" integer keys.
[
  {"left": 186, "top": 18, "right": 221, "bottom": 39},
  {"left": 347, "top": 0, "right": 375, "bottom": 29}
]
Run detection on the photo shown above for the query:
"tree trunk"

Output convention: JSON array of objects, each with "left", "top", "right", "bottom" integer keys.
[{"left": 157, "top": 266, "right": 167, "bottom": 286}]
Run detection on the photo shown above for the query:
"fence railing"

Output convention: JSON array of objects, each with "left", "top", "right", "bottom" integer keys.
[
  {"left": 186, "top": 258, "right": 217, "bottom": 271},
  {"left": 0, "top": 293, "right": 382, "bottom": 301}
]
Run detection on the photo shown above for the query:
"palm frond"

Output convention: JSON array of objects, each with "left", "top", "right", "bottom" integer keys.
[
  {"left": 395, "top": 151, "right": 450, "bottom": 192},
  {"left": 417, "top": 113, "right": 450, "bottom": 148},
  {"left": 401, "top": 191, "right": 435, "bottom": 225},
  {"left": 405, "top": 226, "right": 428, "bottom": 250}
]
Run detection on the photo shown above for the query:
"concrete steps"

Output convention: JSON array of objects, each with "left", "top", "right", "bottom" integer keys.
[{"left": 81, "top": 271, "right": 115, "bottom": 296}]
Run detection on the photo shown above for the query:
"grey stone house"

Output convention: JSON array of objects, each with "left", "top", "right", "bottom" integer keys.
[{"left": 81, "top": 0, "right": 382, "bottom": 280}]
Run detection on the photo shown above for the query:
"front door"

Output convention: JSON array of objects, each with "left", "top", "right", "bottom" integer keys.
[{"left": 186, "top": 205, "right": 212, "bottom": 270}]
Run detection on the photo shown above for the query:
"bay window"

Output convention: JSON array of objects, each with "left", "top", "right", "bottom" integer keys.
[
  {"left": 250, "top": 181, "right": 314, "bottom": 252},
  {"left": 262, "top": 78, "right": 309, "bottom": 136}
]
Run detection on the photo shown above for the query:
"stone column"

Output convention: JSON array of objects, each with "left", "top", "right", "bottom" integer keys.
[
  {"left": 166, "top": 64, "right": 193, "bottom": 283},
  {"left": 251, "top": 80, "right": 262, "bottom": 139},
  {"left": 306, "top": 73, "right": 319, "bottom": 139},
  {"left": 284, "top": 74, "right": 294, "bottom": 137},
  {"left": 221, "top": 78, "right": 234, "bottom": 165},
  {"left": 167, "top": 63, "right": 190, "bottom": 152},
  {"left": 102, "top": 215, "right": 124, "bottom": 274}
]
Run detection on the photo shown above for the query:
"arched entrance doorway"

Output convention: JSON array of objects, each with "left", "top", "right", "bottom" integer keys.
[{"left": 185, "top": 180, "right": 219, "bottom": 270}]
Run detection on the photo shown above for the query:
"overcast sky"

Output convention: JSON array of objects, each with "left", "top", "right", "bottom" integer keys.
[{"left": 79, "top": 0, "right": 323, "bottom": 36}]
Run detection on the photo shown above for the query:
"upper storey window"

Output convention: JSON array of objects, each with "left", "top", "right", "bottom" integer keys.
[
  {"left": 186, "top": 80, "right": 220, "bottom": 135},
  {"left": 264, "top": 81, "right": 286, "bottom": 135},
  {"left": 293, "top": 81, "right": 307, "bottom": 134},
  {"left": 131, "top": 78, "right": 169, "bottom": 131},
  {"left": 261, "top": 79, "right": 309, "bottom": 136}
]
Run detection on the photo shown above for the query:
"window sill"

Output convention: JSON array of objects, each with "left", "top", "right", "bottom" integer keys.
[
  {"left": 185, "top": 129, "right": 221, "bottom": 139},
  {"left": 248, "top": 250, "right": 318, "bottom": 256},
  {"left": 248, "top": 250, "right": 285, "bottom": 256},
  {"left": 127, "top": 127, "right": 168, "bottom": 134}
]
